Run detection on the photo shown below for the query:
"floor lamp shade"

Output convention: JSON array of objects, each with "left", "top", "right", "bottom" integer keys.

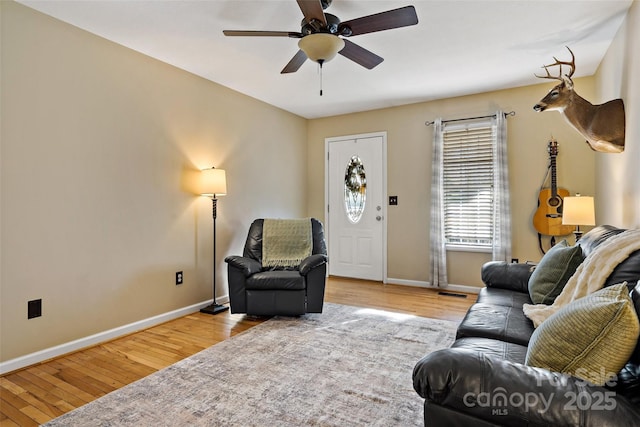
[{"left": 200, "top": 167, "right": 227, "bottom": 197}]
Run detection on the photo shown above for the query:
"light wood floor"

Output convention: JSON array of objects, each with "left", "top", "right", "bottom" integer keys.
[{"left": 0, "top": 277, "right": 475, "bottom": 426}]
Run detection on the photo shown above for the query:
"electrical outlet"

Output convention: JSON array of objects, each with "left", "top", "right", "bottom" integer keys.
[
  {"left": 176, "top": 271, "right": 183, "bottom": 285},
  {"left": 511, "top": 258, "right": 519, "bottom": 264},
  {"left": 389, "top": 196, "right": 398, "bottom": 205},
  {"left": 28, "top": 299, "right": 42, "bottom": 319}
]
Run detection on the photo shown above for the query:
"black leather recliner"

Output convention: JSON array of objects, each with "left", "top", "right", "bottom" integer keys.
[{"left": 224, "top": 218, "right": 328, "bottom": 316}]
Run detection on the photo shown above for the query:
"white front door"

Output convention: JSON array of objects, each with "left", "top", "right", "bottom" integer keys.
[{"left": 326, "top": 133, "right": 386, "bottom": 281}]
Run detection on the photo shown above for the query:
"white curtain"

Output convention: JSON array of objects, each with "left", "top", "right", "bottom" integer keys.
[
  {"left": 429, "top": 119, "right": 448, "bottom": 288},
  {"left": 492, "top": 111, "right": 512, "bottom": 261}
]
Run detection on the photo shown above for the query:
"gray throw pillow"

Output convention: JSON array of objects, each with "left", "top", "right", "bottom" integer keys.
[{"left": 528, "top": 240, "right": 584, "bottom": 304}]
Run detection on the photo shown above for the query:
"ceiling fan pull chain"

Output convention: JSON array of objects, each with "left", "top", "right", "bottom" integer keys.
[{"left": 318, "top": 60, "right": 324, "bottom": 96}]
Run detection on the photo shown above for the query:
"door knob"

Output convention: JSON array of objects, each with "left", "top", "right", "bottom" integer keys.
[{"left": 376, "top": 215, "right": 383, "bottom": 221}]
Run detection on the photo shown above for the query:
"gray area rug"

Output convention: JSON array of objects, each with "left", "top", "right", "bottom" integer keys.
[{"left": 44, "top": 303, "right": 458, "bottom": 426}]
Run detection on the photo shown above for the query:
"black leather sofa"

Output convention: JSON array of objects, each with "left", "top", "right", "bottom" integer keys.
[
  {"left": 413, "top": 225, "right": 640, "bottom": 426},
  {"left": 225, "top": 218, "right": 328, "bottom": 316}
]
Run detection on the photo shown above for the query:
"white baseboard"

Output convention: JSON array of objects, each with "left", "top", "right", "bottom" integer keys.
[
  {"left": 386, "top": 278, "right": 481, "bottom": 295},
  {"left": 0, "top": 280, "right": 479, "bottom": 375},
  {"left": 0, "top": 295, "right": 229, "bottom": 375}
]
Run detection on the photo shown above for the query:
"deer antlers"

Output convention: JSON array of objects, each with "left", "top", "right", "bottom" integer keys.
[{"left": 535, "top": 46, "right": 576, "bottom": 81}]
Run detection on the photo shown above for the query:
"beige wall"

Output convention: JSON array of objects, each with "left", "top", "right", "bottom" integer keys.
[
  {"left": 595, "top": 0, "right": 640, "bottom": 228},
  {"left": 3, "top": 0, "right": 638, "bottom": 365},
  {"left": 0, "top": 2, "right": 307, "bottom": 362},
  {"left": 307, "top": 82, "right": 598, "bottom": 287}
]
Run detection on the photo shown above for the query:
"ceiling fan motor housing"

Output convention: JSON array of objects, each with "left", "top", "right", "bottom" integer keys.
[
  {"left": 301, "top": 13, "right": 342, "bottom": 35},
  {"left": 320, "top": 0, "right": 332, "bottom": 10}
]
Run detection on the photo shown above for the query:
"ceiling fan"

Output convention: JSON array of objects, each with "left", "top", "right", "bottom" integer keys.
[{"left": 223, "top": 0, "right": 419, "bottom": 74}]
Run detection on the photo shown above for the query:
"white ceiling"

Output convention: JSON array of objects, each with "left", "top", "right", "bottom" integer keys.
[{"left": 18, "top": 0, "right": 633, "bottom": 119}]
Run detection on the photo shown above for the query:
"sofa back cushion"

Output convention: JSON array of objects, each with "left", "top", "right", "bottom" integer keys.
[
  {"left": 579, "top": 225, "right": 640, "bottom": 288},
  {"left": 607, "top": 281, "right": 640, "bottom": 403},
  {"left": 578, "top": 225, "right": 624, "bottom": 255},
  {"left": 604, "top": 249, "right": 640, "bottom": 288}
]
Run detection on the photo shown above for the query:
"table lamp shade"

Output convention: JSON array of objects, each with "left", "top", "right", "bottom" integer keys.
[
  {"left": 201, "top": 168, "right": 227, "bottom": 197},
  {"left": 562, "top": 196, "right": 595, "bottom": 226}
]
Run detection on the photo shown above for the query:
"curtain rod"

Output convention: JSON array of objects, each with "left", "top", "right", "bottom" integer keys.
[{"left": 425, "top": 110, "right": 516, "bottom": 127}]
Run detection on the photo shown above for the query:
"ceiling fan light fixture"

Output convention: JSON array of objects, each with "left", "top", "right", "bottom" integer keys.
[{"left": 298, "top": 33, "right": 345, "bottom": 63}]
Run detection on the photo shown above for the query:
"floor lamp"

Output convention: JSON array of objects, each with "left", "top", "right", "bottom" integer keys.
[
  {"left": 562, "top": 194, "right": 595, "bottom": 242},
  {"left": 200, "top": 167, "right": 229, "bottom": 315}
]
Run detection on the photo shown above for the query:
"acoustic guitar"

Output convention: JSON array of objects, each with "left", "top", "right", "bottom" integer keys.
[{"left": 532, "top": 140, "right": 574, "bottom": 236}]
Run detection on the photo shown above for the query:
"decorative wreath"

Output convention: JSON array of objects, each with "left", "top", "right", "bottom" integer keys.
[{"left": 344, "top": 156, "right": 366, "bottom": 193}]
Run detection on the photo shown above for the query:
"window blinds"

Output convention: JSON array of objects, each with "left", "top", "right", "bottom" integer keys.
[{"left": 442, "top": 121, "right": 495, "bottom": 248}]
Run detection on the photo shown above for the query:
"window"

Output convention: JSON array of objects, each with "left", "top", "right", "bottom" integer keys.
[
  {"left": 442, "top": 119, "right": 495, "bottom": 250},
  {"left": 344, "top": 155, "right": 366, "bottom": 223}
]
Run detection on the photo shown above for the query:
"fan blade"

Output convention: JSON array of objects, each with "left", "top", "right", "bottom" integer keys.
[
  {"left": 339, "top": 39, "right": 383, "bottom": 70},
  {"left": 281, "top": 50, "right": 308, "bottom": 74},
  {"left": 339, "top": 5, "right": 418, "bottom": 36},
  {"left": 223, "top": 30, "right": 303, "bottom": 38},
  {"left": 296, "top": 0, "right": 327, "bottom": 27}
]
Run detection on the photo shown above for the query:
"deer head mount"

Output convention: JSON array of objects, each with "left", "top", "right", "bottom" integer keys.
[{"left": 533, "top": 47, "right": 625, "bottom": 153}]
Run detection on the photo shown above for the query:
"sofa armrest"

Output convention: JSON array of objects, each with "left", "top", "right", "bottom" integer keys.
[
  {"left": 481, "top": 261, "right": 533, "bottom": 293},
  {"left": 224, "top": 256, "right": 262, "bottom": 277},
  {"left": 413, "top": 348, "right": 640, "bottom": 427},
  {"left": 299, "top": 254, "right": 328, "bottom": 275}
]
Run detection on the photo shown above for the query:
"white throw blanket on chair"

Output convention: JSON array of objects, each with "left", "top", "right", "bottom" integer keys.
[{"left": 523, "top": 229, "right": 640, "bottom": 327}]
